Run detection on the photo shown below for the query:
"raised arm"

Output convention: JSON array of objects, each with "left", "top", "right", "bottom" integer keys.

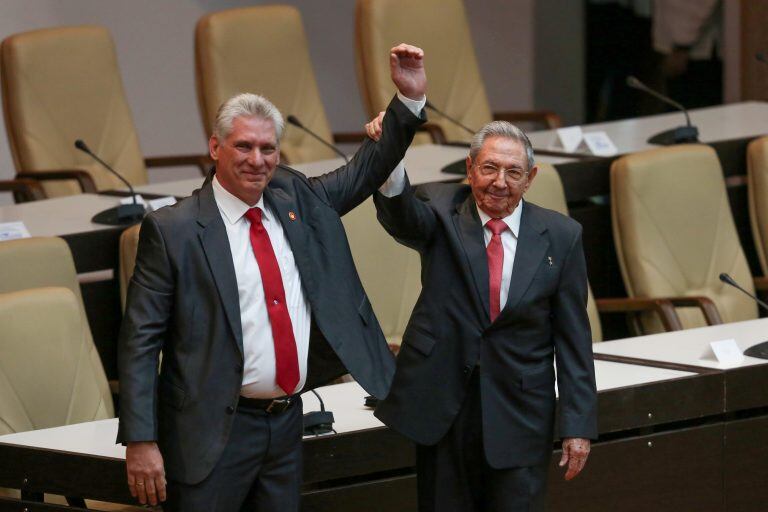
[{"left": 311, "top": 44, "right": 427, "bottom": 215}]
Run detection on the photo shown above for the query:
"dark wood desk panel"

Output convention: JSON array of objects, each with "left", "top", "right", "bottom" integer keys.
[
  {"left": 548, "top": 423, "right": 725, "bottom": 512},
  {"left": 724, "top": 416, "right": 768, "bottom": 511}
]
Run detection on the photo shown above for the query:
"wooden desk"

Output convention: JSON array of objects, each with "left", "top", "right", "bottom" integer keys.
[{"left": 4, "top": 357, "right": 756, "bottom": 512}]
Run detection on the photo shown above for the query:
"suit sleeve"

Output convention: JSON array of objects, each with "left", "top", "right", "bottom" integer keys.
[
  {"left": 373, "top": 178, "right": 438, "bottom": 251},
  {"left": 553, "top": 225, "right": 598, "bottom": 440},
  {"left": 309, "top": 95, "right": 424, "bottom": 216},
  {"left": 116, "top": 215, "right": 174, "bottom": 444}
]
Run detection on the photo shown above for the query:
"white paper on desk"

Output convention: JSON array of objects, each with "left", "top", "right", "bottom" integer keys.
[
  {"left": 707, "top": 338, "right": 744, "bottom": 366},
  {"left": 0, "top": 221, "right": 31, "bottom": 241},
  {"left": 582, "top": 131, "right": 619, "bottom": 156},
  {"left": 119, "top": 194, "right": 148, "bottom": 207},
  {"left": 147, "top": 196, "right": 177, "bottom": 212},
  {"left": 554, "top": 126, "right": 584, "bottom": 152}
]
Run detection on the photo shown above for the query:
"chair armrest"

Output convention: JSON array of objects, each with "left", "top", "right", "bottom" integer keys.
[
  {"left": 595, "top": 297, "right": 683, "bottom": 332},
  {"left": 417, "top": 122, "right": 447, "bottom": 144},
  {"left": 664, "top": 296, "right": 723, "bottom": 326},
  {"left": 0, "top": 178, "right": 46, "bottom": 202},
  {"left": 332, "top": 131, "right": 368, "bottom": 144},
  {"left": 16, "top": 170, "right": 97, "bottom": 194},
  {"left": 493, "top": 110, "right": 563, "bottom": 129},
  {"left": 753, "top": 276, "right": 768, "bottom": 291},
  {"left": 144, "top": 154, "right": 211, "bottom": 176}
]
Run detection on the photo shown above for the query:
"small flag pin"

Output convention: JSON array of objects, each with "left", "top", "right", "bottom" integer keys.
[{"left": 288, "top": 211, "right": 297, "bottom": 221}]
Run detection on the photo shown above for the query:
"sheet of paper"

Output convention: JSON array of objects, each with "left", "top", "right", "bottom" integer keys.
[
  {"left": 583, "top": 131, "right": 619, "bottom": 156},
  {"left": 0, "top": 221, "right": 31, "bottom": 241},
  {"left": 148, "top": 196, "right": 177, "bottom": 212},
  {"left": 709, "top": 338, "right": 744, "bottom": 366},
  {"left": 555, "top": 126, "right": 584, "bottom": 152}
]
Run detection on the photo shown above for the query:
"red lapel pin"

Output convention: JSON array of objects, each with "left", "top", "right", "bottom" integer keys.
[{"left": 288, "top": 211, "right": 297, "bottom": 221}]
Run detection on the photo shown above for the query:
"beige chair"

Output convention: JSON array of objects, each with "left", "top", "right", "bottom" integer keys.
[
  {"left": 0, "top": 287, "right": 113, "bottom": 434},
  {"left": 119, "top": 223, "right": 142, "bottom": 310},
  {"left": 196, "top": 6, "right": 365, "bottom": 164},
  {"left": 342, "top": 198, "right": 421, "bottom": 351},
  {"left": 611, "top": 144, "right": 764, "bottom": 333},
  {"left": 1, "top": 25, "right": 208, "bottom": 198},
  {"left": 0, "top": 237, "right": 114, "bottom": 411},
  {"left": 525, "top": 164, "right": 682, "bottom": 341},
  {"left": 748, "top": 136, "right": 768, "bottom": 276},
  {"left": 355, "top": 0, "right": 561, "bottom": 145}
]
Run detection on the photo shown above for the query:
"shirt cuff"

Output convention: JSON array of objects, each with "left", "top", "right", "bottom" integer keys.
[
  {"left": 396, "top": 92, "right": 426, "bottom": 117},
  {"left": 378, "top": 160, "right": 407, "bottom": 197}
]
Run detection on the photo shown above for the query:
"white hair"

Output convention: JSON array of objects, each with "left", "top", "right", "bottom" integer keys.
[
  {"left": 213, "top": 93, "right": 284, "bottom": 140},
  {"left": 469, "top": 120, "right": 535, "bottom": 170}
]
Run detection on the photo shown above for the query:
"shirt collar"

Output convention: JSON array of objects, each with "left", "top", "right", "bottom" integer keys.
[
  {"left": 212, "top": 175, "right": 270, "bottom": 225},
  {"left": 476, "top": 199, "right": 523, "bottom": 238}
]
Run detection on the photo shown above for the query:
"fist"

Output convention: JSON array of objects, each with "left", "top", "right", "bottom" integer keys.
[
  {"left": 365, "top": 111, "right": 386, "bottom": 141},
  {"left": 390, "top": 43, "right": 426, "bottom": 100}
]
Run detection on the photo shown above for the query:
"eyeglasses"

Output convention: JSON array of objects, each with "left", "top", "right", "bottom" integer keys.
[{"left": 474, "top": 163, "right": 528, "bottom": 182}]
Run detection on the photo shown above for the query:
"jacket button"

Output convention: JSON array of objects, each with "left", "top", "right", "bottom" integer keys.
[
  {"left": 463, "top": 365, "right": 472, "bottom": 374},
  {"left": 226, "top": 406, "right": 235, "bottom": 415}
]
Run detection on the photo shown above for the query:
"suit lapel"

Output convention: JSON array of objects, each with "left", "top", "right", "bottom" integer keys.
[
  {"left": 263, "top": 187, "right": 318, "bottom": 303},
  {"left": 503, "top": 202, "right": 549, "bottom": 314},
  {"left": 452, "top": 195, "right": 491, "bottom": 322},
  {"left": 196, "top": 182, "right": 244, "bottom": 357}
]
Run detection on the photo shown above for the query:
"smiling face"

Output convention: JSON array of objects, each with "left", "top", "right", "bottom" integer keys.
[
  {"left": 209, "top": 115, "right": 279, "bottom": 206},
  {"left": 466, "top": 136, "right": 537, "bottom": 218}
]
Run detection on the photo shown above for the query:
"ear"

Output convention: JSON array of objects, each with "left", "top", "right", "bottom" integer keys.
[
  {"left": 465, "top": 156, "right": 473, "bottom": 182},
  {"left": 209, "top": 136, "right": 220, "bottom": 161},
  {"left": 523, "top": 165, "right": 539, "bottom": 192}
]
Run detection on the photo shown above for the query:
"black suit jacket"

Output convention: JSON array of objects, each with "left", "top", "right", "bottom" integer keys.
[
  {"left": 117, "top": 97, "right": 424, "bottom": 485},
  {"left": 374, "top": 181, "right": 598, "bottom": 469}
]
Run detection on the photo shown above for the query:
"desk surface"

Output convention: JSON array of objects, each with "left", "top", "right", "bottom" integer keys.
[
  {"left": 594, "top": 317, "right": 768, "bottom": 369},
  {"left": 0, "top": 194, "right": 122, "bottom": 237},
  {"left": 528, "top": 101, "right": 768, "bottom": 155},
  {"left": 0, "top": 360, "right": 694, "bottom": 459}
]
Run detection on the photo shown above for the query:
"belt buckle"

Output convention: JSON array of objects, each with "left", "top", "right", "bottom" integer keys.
[{"left": 266, "top": 398, "right": 290, "bottom": 414}]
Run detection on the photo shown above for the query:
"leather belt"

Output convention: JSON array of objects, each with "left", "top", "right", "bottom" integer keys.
[{"left": 238, "top": 395, "right": 296, "bottom": 414}]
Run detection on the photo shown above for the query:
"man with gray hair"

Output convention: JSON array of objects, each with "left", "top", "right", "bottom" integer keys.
[
  {"left": 366, "top": 118, "right": 597, "bottom": 511},
  {"left": 117, "top": 43, "right": 427, "bottom": 511}
]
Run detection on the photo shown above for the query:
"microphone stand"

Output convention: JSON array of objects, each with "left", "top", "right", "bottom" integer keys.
[
  {"left": 719, "top": 273, "right": 768, "bottom": 359},
  {"left": 286, "top": 116, "right": 349, "bottom": 164},
  {"left": 626, "top": 76, "right": 699, "bottom": 145}
]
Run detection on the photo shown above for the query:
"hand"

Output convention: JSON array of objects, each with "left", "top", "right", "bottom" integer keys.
[
  {"left": 559, "top": 437, "right": 590, "bottom": 481},
  {"left": 390, "top": 43, "right": 426, "bottom": 100},
  {"left": 365, "top": 111, "right": 386, "bottom": 141},
  {"left": 126, "top": 441, "right": 167, "bottom": 505}
]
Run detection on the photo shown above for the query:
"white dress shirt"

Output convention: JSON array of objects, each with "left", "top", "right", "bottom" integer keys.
[
  {"left": 212, "top": 176, "right": 311, "bottom": 398},
  {"left": 476, "top": 202, "right": 523, "bottom": 311}
]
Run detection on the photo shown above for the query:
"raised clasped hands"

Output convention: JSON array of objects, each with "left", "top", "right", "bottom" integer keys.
[{"left": 390, "top": 43, "right": 426, "bottom": 101}]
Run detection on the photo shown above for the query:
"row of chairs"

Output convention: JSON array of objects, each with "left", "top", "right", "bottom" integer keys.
[
  {"left": 0, "top": 0, "right": 561, "bottom": 201},
  {"left": 2, "top": 139, "right": 765, "bottom": 442}
]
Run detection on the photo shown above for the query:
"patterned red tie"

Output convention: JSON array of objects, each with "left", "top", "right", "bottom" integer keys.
[
  {"left": 244, "top": 207, "right": 299, "bottom": 395},
  {"left": 486, "top": 218, "right": 508, "bottom": 322}
]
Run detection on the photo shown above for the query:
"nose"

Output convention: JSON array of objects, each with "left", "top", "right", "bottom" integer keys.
[
  {"left": 246, "top": 148, "right": 265, "bottom": 168},
  {"left": 490, "top": 170, "right": 508, "bottom": 188}
]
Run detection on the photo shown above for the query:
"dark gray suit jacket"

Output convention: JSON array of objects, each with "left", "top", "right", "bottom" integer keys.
[
  {"left": 374, "top": 181, "right": 598, "bottom": 469},
  {"left": 117, "top": 97, "right": 424, "bottom": 485}
]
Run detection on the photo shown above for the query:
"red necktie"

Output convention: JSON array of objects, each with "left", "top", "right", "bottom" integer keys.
[
  {"left": 486, "top": 218, "right": 508, "bottom": 322},
  {"left": 244, "top": 207, "right": 299, "bottom": 395}
]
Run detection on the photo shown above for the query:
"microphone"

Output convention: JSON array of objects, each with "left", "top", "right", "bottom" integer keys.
[
  {"left": 425, "top": 100, "right": 476, "bottom": 137},
  {"left": 302, "top": 389, "right": 335, "bottom": 435},
  {"left": 625, "top": 75, "right": 699, "bottom": 145},
  {"left": 286, "top": 115, "right": 349, "bottom": 164},
  {"left": 718, "top": 273, "right": 768, "bottom": 359},
  {"left": 74, "top": 139, "right": 145, "bottom": 225}
]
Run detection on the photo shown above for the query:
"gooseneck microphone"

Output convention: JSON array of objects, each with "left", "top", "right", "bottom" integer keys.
[
  {"left": 75, "top": 139, "right": 145, "bottom": 225},
  {"left": 719, "top": 273, "right": 768, "bottom": 359},
  {"left": 626, "top": 75, "right": 699, "bottom": 145},
  {"left": 302, "top": 389, "right": 335, "bottom": 435},
  {"left": 425, "top": 100, "right": 476, "bottom": 136},
  {"left": 286, "top": 115, "right": 349, "bottom": 164}
]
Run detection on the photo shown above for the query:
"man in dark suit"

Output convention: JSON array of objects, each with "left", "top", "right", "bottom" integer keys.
[
  {"left": 366, "top": 118, "right": 597, "bottom": 511},
  {"left": 117, "top": 43, "right": 427, "bottom": 511}
]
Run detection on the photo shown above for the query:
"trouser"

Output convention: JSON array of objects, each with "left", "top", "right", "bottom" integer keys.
[{"left": 164, "top": 396, "right": 303, "bottom": 512}]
